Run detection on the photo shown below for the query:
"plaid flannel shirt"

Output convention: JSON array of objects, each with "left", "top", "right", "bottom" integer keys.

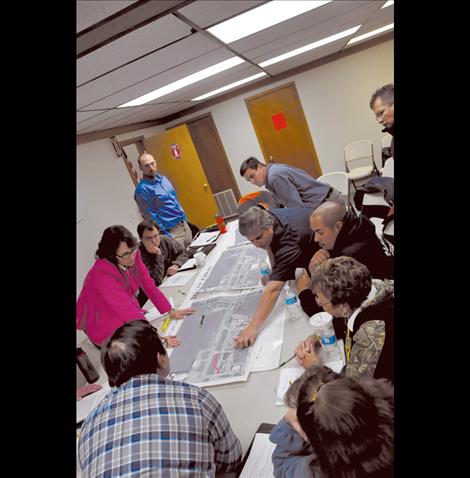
[{"left": 78, "top": 374, "right": 242, "bottom": 477}]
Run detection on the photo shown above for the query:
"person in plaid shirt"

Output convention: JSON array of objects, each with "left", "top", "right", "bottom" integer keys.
[{"left": 78, "top": 320, "right": 242, "bottom": 477}]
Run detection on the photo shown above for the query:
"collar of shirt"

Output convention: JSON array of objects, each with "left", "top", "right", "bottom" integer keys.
[{"left": 347, "top": 284, "right": 377, "bottom": 331}]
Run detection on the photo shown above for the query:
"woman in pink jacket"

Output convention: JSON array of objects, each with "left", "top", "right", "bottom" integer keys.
[{"left": 77, "top": 225, "right": 194, "bottom": 347}]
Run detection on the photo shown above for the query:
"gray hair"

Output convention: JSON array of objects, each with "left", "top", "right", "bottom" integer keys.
[
  {"left": 238, "top": 206, "right": 274, "bottom": 237},
  {"left": 370, "top": 83, "right": 394, "bottom": 109}
]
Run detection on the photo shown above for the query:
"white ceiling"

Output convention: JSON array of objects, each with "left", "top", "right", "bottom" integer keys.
[{"left": 77, "top": 0, "right": 394, "bottom": 139}]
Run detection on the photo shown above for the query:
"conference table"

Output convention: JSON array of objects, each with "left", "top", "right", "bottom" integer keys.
[
  {"left": 76, "top": 219, "right": 315, "bottom": 477},
  {"left": 157, "top": 220, "right": 313, "bottom": 456}
]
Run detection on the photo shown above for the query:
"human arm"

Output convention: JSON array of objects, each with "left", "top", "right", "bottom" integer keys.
[
  {"left": 295, "top": 335, "right": 320, "bottom": 368},
  {"left": 346, "top": 320, "right": 385, "bottom": 379},
  {"left": 309, "top": 248, "right": 330, "bottom": 270},
  {"left": 135, "top": 250, "right": 172, "bottom": 314},
  {"left": 76, "top": 383, "right": 102, "bottom": 401},
  {"left": 160, "top": 235, "right": 191, "bottom": 275},
  {"left": 270, "top": 416, "right": 314, "bottom": 478},
  {"left": 200, "top": 388, "right": 242, "bottom": 472},
  {"left": 233, "top": 280, "right": 284, "bottom": 348}
]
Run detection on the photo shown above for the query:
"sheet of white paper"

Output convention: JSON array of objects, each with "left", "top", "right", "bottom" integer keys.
[
  {"left": 239, "top": 433, "right": 276, "bottom": 478},
  {"left": 179, "top": 258, "right": 197, "bottom": 270},
  {"left": 77, "top": 384, "right": 111, "bottom": 423},
  {"left": 161, "top": 269, "right": 197, "bottom": 287},
  {"left": 189, "top": 231, "right": 220, "bottom": 247},
  {"left": 275, "top": 366, "right": 305, "bottom": 406},
  {"left": 251, "top": 299, "right": 285, "bottom": 372}
]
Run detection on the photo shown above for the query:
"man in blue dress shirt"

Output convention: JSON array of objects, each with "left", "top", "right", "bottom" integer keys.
[{"left": 134, "top": 153, "right": 193, "bottom": 247}]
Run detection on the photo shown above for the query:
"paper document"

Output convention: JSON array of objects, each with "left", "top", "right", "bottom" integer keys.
[
  {"left": 189, "top": 231, "right": 219, "bottom": 247},
  {"left": 239, "top": 433, "right": 276, "bottom": 478},
  {"left": 77, "top": 384, "right": 110, "bottom": 424},
  {"left": 161, "top": 268, "right": 197, "bottom": 287},
  {"left": 275, "top": 366, "right": 305, "bottom": 406}
]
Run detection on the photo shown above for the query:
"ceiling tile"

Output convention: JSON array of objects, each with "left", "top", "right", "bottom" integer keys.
[
  {"left": 77, "top": 0, "right": 138, "bottom": 32},
  {"left": 177, "top": 0, "right": 265, "bottom": 29},
  {"left": 77, "top": 14, "right": 192, "bottom": 85}
]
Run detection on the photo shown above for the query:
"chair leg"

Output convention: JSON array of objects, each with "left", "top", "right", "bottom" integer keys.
[{"left": 350, "top": 180, "right": 358, "bottom": 192}]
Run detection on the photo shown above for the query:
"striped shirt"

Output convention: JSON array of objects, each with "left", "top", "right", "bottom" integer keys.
[{"left": 78, "top": 374, "right": 242, "bottom": 477}]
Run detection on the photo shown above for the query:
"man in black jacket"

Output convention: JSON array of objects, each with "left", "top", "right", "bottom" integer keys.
[
  {"left": 297, "top": 201, "right": 393, "bottom": 317},
  {"left": 136, "top": 220, "right": 190, "bottom": 307}
]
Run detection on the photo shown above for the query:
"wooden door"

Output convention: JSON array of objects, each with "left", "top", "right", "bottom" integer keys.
[
  {"left": 144, "top": 125, "right": 219, "bottom": 228},
  {"left": 245, "top": 82, "right": 322, "bottom": 178},
  {"left": 186, "top": 114, "right": 241, "bottom": 201}
]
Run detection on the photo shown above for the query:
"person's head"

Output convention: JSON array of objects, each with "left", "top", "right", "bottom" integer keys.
[
  {"left": 310, "top": 256, "right": 372, "bottom": 318},
  {"left": 96, "top": 225, "right": 139, "bottom": 268},
  {"left": 137, "top": 219, "right": 161, "bottom": 250},
  {"left": 240, "top": 157, "right": 268, "bottom": 187},
  {"left": 297, "top": 366, "right": 394, "bottom": 477},
  {"left": 138, "top": 152, "right": 158, "bottom": 178},
  {"left": 238, "top": 206, "right": 274, "bottom": 249},
  {"left": 310, "top": 201, "right": 347, "bottom": 250},
  {"left": 101, "top": 319, "right": 169, "bottom": 387},
  {"left": 370, "top": 84, "right": 394, "bottom": 129}
]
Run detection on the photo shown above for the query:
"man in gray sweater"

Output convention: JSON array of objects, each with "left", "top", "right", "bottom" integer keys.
[
  {"left": 136, "top": 219, "right": 190, "bottom": 307},
  {"left": 240, "top": 157, "right": 340, "bottom": 212}
]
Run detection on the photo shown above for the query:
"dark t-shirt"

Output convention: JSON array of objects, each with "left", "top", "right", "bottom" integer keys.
[{"left": 269, "top": 207, "right": 319, "bottom": 282}]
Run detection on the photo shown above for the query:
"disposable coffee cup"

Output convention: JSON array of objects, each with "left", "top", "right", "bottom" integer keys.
[
  {"left": 309, "top": 311, "right": 334, "bottom": 336},
  {"left": 194, "top": 251, "right": 206, "bottom": 267}
]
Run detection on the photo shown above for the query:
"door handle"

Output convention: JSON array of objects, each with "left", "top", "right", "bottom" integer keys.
[
  {"left": 203, "top": 184, "right": 208, "bottom": 188},
  {"left": 269, "top": 155, "right": 273, "bottom": 163}
]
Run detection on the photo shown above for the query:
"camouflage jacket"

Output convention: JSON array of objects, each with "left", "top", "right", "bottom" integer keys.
[{"left": 345, "top": 279, "right": 394, "bottom": 380}]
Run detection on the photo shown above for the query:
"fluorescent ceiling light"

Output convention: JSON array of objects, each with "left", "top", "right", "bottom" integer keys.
[
  {"left": 381, "top": 1, "right": 394, "bottom": 8},
  {"left": 118, "top": 57, "right": 244, "bottom": 107},
  {"left": 347, "top": 23, "right": 394, "bottom": 46},
  {"left": 259, "top": 25, "right": 361, "bottom": 68},
  {"left": 192, "top": 72, "right": 267, "bottom": 101},
  {"left": 207, "top": 0, "right": 331, "bottom": 44}
]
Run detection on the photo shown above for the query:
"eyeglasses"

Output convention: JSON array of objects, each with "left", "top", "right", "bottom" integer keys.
[
  {"left": 116, "top": 246, "right": 138, "bottom": 259},
  {"left": 315, "top": 295, "right": 332, "bottom": 308}
]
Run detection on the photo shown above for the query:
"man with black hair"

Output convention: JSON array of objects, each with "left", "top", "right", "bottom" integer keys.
[
  {"left": 136, "top": 219, "right": 190, "bottom": 307},
  {"left": 370, "top": 83, "right": 394, "bottom": 157},
  {"left": 78, "top": 320, "right": 242, "bottom": 477},
  {"left": 240, "top": 157, "right": 338, "bottom": 211}
]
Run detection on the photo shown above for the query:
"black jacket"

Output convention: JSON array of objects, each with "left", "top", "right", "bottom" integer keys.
[{"left": 299, "top": 211, "right": 393, "bottom": 316}]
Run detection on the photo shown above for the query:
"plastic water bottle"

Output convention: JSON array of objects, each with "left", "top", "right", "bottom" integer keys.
[
  {"left": 309, "top": 312, "right": 342, "bottom": 362},
  {"left": 259, "top": 261, "right": 270, "bottom": 285},
  {"left": 284, "top": 282, "right": 303, "bottom": 322}
]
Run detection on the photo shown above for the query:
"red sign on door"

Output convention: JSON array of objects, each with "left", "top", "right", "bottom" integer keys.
[
  {"left": 272, "top": 112, "right": 287, "bottom": 131},
  {"left": 169, "top": 143, "right": 181, "bottom": 159}
]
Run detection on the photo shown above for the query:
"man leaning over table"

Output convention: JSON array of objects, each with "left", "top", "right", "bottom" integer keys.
[{"left": 233, "top": 205, "right": 318, "bottom": 349}]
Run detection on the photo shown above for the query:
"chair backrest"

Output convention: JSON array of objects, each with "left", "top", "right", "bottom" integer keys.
[
  {"left": 344, "top": 140, "right": 374, "bottom": 171},
  {"left": 317, "top": 172, "right": 349, "bottom": 197},
  {"left": 381, "top": 157, "right": 394, "bottom": 178}
]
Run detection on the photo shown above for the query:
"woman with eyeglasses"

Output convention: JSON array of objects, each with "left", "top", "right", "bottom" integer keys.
[
  {"left": 294, "top": 256, "right": 394, "bottom": 382},
  {"left": 77, "top": 225, "right": 194, "bottom": 348}
]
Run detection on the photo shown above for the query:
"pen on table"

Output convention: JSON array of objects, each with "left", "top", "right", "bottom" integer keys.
[
  {"left": 278, "top": 354, "right": 296, "bottom": 369},
  {"left": 199, "top": 314, "right": 205, "bottom": 328},
  {"left": 178, "top": 289, "right": 186, "bottom": 295},
  {"left": 161, "top": 314, "right": 171, "bottom": 332}
]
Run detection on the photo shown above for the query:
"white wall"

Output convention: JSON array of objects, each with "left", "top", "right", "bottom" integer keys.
[
  {"left": 165, "top": 40, "right": 393, "bottom": 195},
  {"left": 76, "top": 40, "right": 393, "bottom": 341}
]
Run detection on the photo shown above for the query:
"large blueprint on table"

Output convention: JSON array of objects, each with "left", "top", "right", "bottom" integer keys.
[
  {"left": 169, "top": 290, "right": 264, "bottom": 386},
  {"left": 195, "top": 243, "right": 268, "bottom": 295}
]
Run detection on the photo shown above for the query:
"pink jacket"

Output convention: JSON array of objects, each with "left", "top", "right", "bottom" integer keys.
[{"left": 76, "top": 249, "right": 172, "bottom": 345}]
